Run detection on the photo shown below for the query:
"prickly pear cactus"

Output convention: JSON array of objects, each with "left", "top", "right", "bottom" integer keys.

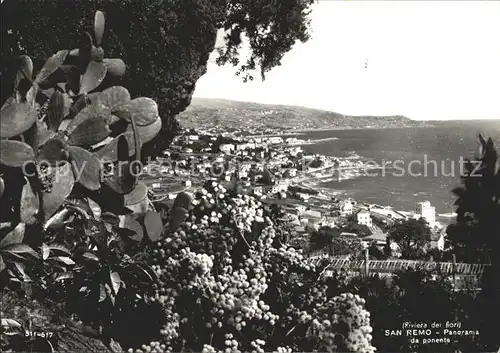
[{"left": 0, "top": 10, "right": 164, "bottom": 243}]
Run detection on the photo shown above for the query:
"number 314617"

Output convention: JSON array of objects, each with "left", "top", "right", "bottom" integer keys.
[{"left": 25, "top": 331, "right": 54, "bottom": 338}]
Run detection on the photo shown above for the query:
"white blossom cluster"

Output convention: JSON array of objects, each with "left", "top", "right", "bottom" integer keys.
[{"left": 131, "top": 181, "right": 376, "bottom": 353}]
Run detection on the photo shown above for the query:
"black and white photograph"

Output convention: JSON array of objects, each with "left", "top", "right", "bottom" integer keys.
[{"left": 1, "top": 0, "right": 500, "bottom": 352}]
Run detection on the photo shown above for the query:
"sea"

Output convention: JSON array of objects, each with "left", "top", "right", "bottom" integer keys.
[{"left": 297, "top": 120, "right": 500, "bottom": 224}]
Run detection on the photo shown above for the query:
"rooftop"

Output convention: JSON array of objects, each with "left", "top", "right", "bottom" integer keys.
[{"left": 365, "top": 232, "right": 387, "bottom": 242}]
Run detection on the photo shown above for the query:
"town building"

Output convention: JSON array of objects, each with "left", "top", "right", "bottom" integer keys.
[
  {"left": 268, "top": 137, "right": 283, "bottom": 144},
  {"left": 271, "top": 180, "right": 289, "bottom": 194},
  {"left": 306, "top": 221, "right": 321, "bottom": 232},
  {"left": 364, "top": 232, "right": 387, "bottom": 246},
  {"left": 297, "top": 193, "right": 310, "bottom": 202},
  {"left": 295, "top": 205, "right": 307, "bottom": 215},
  {"left": 340, "top": 232, "right": 358, "bottom": 238},
  {"left": 283, "top": 214, "right": 301, "bottom": 227},
  {"left": 253, "top": 186, "right": 264, "bottom": 196},
  {"left": 340, "top": 200, "right": 354, "bottom": 216},
  {"left": 357, "top": 210, "right": 372, "bottom": 227},
  {"left": 220, "top": 144, "right": 235, "bottom": 154},
  {"left": 429, "top": 227, "right": 446, "bottom": 251},
  {"left": 415, "top": 201, "right": 436, "bottom": 224},
  {"left": 430, "top": 233, "right": 445, "bottom": 251},
  {"left": 320, "top": 216, "right": 336, "bottom": 228}
]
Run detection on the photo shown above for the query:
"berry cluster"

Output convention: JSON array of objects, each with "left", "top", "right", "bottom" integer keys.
[
  {"left": 128, "top": 180, "right": 376, "bottom": 353},
  {"left": 127, "top": 341, "right": 168, "bottom": 353},
  {"left": 310, "top": 293, "right": 375, "bottom": 353}
]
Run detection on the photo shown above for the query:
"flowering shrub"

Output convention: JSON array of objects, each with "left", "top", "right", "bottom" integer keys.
[{"left": 132, "top": 180, "right": 376, "bottom": 353}]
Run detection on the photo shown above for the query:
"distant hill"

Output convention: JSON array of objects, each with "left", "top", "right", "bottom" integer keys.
[{"left": 177, "top": 97, "right": 434, "bottom": 132}]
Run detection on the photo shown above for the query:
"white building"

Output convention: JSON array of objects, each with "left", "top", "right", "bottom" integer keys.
[
  {"left": 295, "top": 205, "right": 307, "bottom": 215},
  {"left": 340, "top": 200, "right": 354, "bottom": 216},
  {"left": 320, "top": 217, "right": 336, "bottom": 228},
  {"left": 430, "top": 232, "right": 445, "bottom": 251},
  {"left": 268, "top": 137, "right": 283, "bottom": 144},
  {"left": 287, "top": 168, "right": 297, "bottom": 177},
  {"left": 357, "top": 210, "right": 372, "bottom": 227},
  {"left": 364, "top": 232, "right": 387, "bottom": 246},
  {"left": 415, "top": 201, "right": 436, "bottom": 224},
  {"left": 220, "top": 144, "right": 235, "bottom": 154},
  {"left": 306, "top": 221, "right": 321, "bottom": 232},
  {"left": 253, "top": 186, "right": 263, "bottom": 196},
  {"left": 236, "top": 143, "right": 255, "bottom": 151},
  {"left": 240, "top": 163, "right": 252, "bottom": 172},
  {"left": 284, "top": 214, "right": 301, "bottom": 227},
  {"left": 429, "top": 227, "right": 446, "bottom": 251},
  {"left": 271, "top": 180, "right": 289, "bottom": 194},
  {"left": 298, "top": 193, "right": 310, "bottom": 202}
]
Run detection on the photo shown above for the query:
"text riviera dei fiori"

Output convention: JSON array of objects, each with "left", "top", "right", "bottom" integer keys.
[{"left": 385, "top": 321, "right": 480, "bottom": 338}]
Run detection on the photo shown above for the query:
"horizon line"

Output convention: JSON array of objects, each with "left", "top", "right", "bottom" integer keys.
[{"left": 191, "top": 96, "right": 500, "bottom": 122}]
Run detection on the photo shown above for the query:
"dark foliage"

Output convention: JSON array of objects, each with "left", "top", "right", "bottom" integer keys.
[
  {"left": 1, "top": 0, "right": 317, "bottom": 158},
  {"left": 446, "top": 134, "right": 500, "bottom": 264},
  {"left": 340, "top": 219, "right": 373, "bottom": 237},
  {"left": 446, "top": 134, "right": 500, "bottom": 350},
  {"left": 387, "top": 218, "right": 431, "bottom": 259}
]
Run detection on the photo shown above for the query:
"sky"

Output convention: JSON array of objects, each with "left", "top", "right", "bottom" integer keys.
[{"left": 193, "top": 0, "right": 500, "bottom": 121}]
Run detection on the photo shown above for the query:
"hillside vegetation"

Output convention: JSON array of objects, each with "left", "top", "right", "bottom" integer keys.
[{"left": 178, "top": 98, "right": 434, "bottom": 131}]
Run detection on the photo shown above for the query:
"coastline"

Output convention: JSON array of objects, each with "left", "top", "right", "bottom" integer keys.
[
  {"left": 243, "top": 124, "right": 437, "bottom": 137},
  {"left": 285, "top": 137, "right": 339, "bottom": 146},
  {"left": 177, "top": 125, "right": 461, "bottom": 230},
  {"left": 292, "top": 124, "right": 436, "bottom": 133}
]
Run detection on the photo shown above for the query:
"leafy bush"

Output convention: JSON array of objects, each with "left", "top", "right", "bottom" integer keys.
[
  {"left": 340, "top": 222, "right": 372, "bottom": 238},
  {"left": 309, "top": 227, "right": 366, "bottom": 258},
  {"left": 387, "top": 218, "right": 431, "bottom": 260}
]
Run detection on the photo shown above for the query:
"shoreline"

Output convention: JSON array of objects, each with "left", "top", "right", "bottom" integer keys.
[
  {"left": 173, "top": 127, "right": 458, "bottom": 229},
  {"left": 282, "top": 137, "right": 339, "bottom": 146},
  {"left": 242, "top": 124, "right": 437, "bottom": 137},
  {"left": 291, "top": 124, "right": 436, "bottom": 133},
  {"left": 299, "top": 174, "right": 454, "bottom": 228}
]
